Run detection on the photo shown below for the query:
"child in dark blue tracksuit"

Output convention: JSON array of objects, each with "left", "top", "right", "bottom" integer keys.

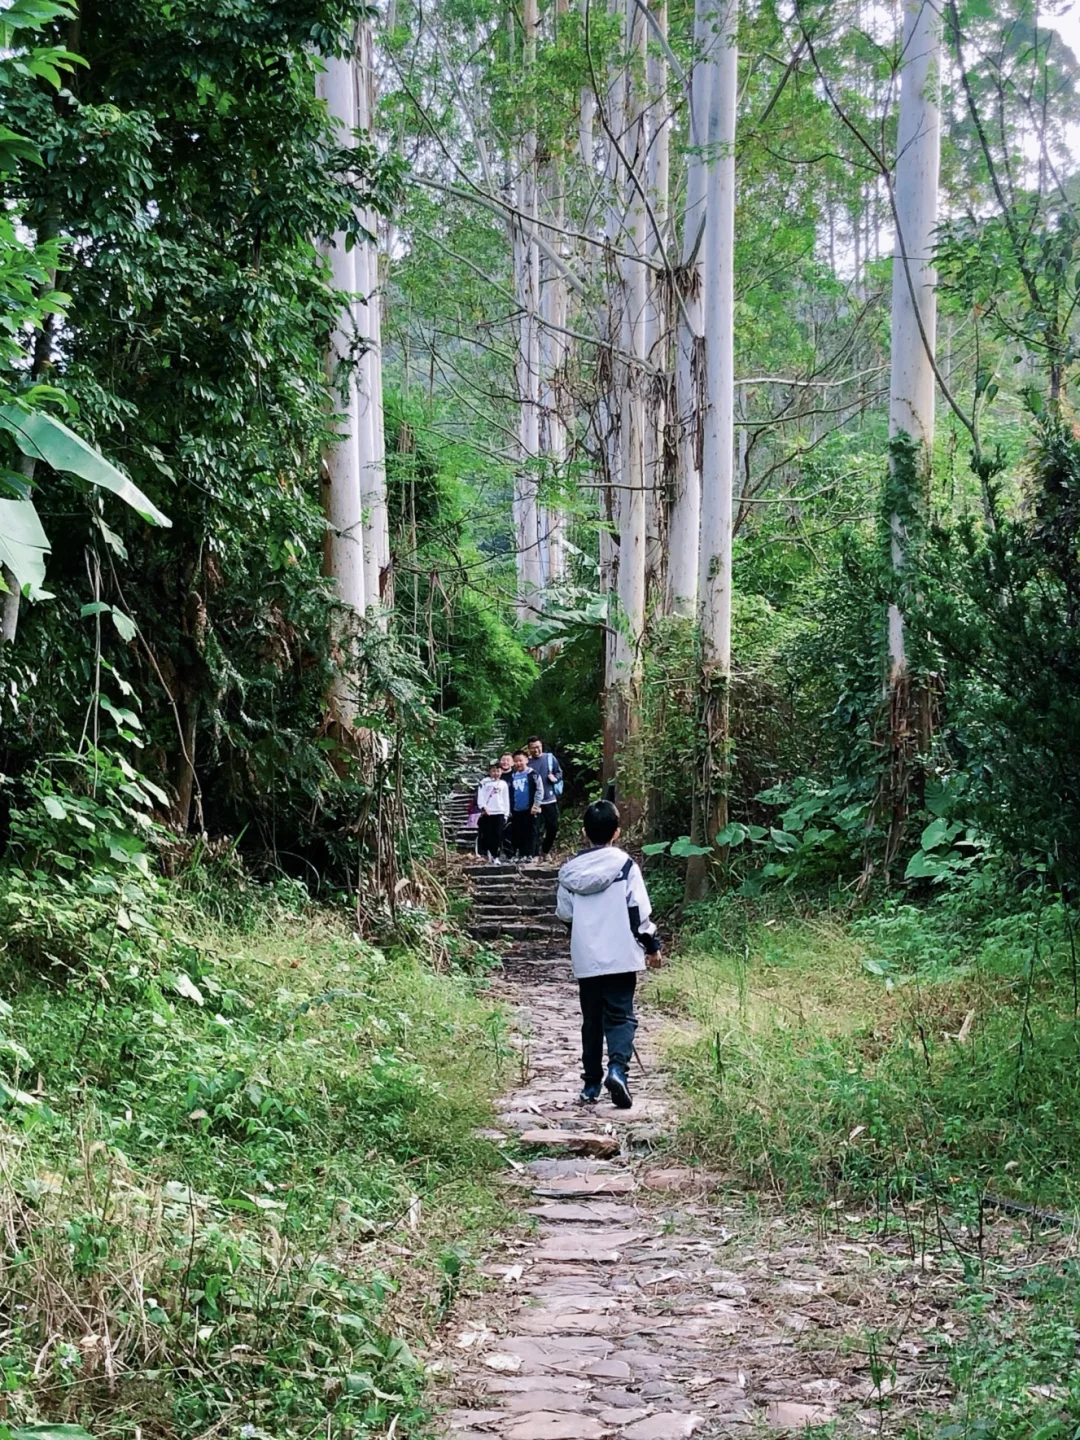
[{"left": 507, "top": 750, "right": 541, "bottom": 859}]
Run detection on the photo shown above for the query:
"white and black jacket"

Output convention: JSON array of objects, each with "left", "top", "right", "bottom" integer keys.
[
  {"left": 556, "top": 845, "right": 659, "bottom": 979},
  {"left": 476, "top": 777, "right": 510, "bottom": 818}
]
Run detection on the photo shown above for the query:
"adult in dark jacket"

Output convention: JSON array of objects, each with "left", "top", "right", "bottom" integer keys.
[{"left": 527, "top": 735, "right": 563, "bottom": 856}]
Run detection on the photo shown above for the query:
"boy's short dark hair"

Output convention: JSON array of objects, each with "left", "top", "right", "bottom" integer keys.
[
  {"left": 488, "top": 761, "right": 501, "bottom": 771},
  {"left": 512, "top": 749, "right": 526, "bottom": 759},
  {"left": 583, "top": 800, "right": 620, "bottom": 845}
]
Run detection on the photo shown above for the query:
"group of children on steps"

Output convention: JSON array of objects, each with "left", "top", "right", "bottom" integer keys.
[
  {"left": 474, "top": 737, "right": 563, "bottom": 865},
  {"left": 472, "top": 745, "right": 661, "bottom": 1112}
]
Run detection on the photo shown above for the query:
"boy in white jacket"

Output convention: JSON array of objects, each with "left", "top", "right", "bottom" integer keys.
[
  {"left": 556, "top": 801, "right": 660, "bottom": 1108},
  {"left": 475, "top": 762, "right": 510, "bottom": 864}
]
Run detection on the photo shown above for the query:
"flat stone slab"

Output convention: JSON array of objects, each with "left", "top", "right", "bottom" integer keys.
[
  {"left": 622, "top": 1417, "right": 705, "bottom": 1440},
  {"left": 640, "top": 1167, "right": 712, "bottom": 1192},
  {"left": 519, "top": 1129, "right": 621, "bottom": 1158},
  {"left": 481, "top": 1376, "right": 589, "bottom": 1396},
  {"left": 499, "top": 1390, "right": 596, "bottom": 1413},
  {"left": 765, "top": 1401, "right": 837, "bottom": 1429},
  {"left": 501, "top": 1416, "right": 612, "bottom": 1440},
  {"left": 526, "top": 1203, "right": 640, "bottom": 1224},
  {"left": 596, "top": 1407, "right": 652, "bottom": 1425},
  {"left": 532, "top": 1175, "right": 636, "bottom": 1197}
]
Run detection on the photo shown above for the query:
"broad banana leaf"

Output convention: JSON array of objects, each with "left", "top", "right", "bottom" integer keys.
[
  {"left": 0, "top": 496, "right": 50, "bottom": 597},
  {"left": 0, "top": 404, "right": 170, "bottom": 527}
]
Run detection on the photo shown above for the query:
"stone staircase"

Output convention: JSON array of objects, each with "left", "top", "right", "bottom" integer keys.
[
  {"left": 466, "top": 862, "right": 563, "bottom": 946},
  {"left": 441, "top": 743, "right": 501, "bottom": 853}
]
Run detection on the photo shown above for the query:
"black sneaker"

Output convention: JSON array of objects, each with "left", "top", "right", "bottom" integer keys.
[
  {"left": 578, "top": 1082, "right": 602, "bottom": 1104},
  {"left": 605, "top": 1065, "right": 632, "bottom": 1109}
]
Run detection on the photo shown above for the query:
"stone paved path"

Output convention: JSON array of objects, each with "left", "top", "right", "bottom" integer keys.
[{"left": 431, "top": 898, "right": 977, "bottom": 1440}]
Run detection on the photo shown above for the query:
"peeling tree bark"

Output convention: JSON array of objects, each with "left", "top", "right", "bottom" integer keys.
[
  {"left": 644, "top": 0, "right": 670, "bottom": 603},
  {"left": 513, "top": 0, "right": 544, "bottom": 621},
  {"left": 609, "top": 0, "right": 649, "bottom": 826}
]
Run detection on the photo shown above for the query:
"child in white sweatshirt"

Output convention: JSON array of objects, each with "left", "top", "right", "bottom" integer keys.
[
  {"left": 556, "top": 800, "right": 660, "bottom": 1108},
  {"left": 475, "top": 761, "right": 510, "bottom": 864}
]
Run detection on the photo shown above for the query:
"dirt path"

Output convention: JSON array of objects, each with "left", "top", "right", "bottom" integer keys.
[{"left": 431, "top": 908, "right": 972, "bottom": 1440}]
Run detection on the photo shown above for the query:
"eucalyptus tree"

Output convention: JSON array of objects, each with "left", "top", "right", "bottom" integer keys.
[
  {"left": 882, "top": 0, "right": 941, "bottom": 869},
  {"left": 684, "top": 0, "right": 738, "bottom": 895},
  {"left": 318, "top": 51, "right": 370, "bottom": 725},
  {"left": 667, "top": 0, "right": 710, "bottom": 619},
  {"left": 354, "top": 17, "right": 392, "bottom": 613}
]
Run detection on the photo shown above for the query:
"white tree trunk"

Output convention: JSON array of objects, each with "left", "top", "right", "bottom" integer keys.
[
  {"left": 600, "top": 7, "right": 626, "bottom": 751},
  {"left": 539, "top": 169, "right": 569, "bottom": 587},
  {"left": 1, "top": 457, "right": 35, "bottom": 645},
  {"left": 514, "top": 0, "right": 544, "bottom": 621},
  {"left": 697, "top": 0, "right": 738, "bottom": 679},
  {"left": 887, "top": 0, "right": 941, "bottom": 682},
  {"left": 354, "top": 20, "right": 390, "bottom": 614},
  {"left": 684, "top": 0, "right": 738, "bottom": 895},
  {"left": 1, "top": 565, "right": 21, "bottom": 645},
  {"left": 644, "top": 0, "right": 670, "bottom": 601},
  {"left": 317, "top": 53, "right": 367, "bottom": 724},
  {"left": 616, "top": 0, "right": 647, "bottom": 685},
  {"left": 667, "top": 0, "right": 710, "bottom": 618},
  {"left": 579, "top": 0, "right": 595, "bottom": 169}
]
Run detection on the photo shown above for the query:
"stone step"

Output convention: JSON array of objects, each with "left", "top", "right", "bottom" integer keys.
[
  {"left": 471, "top": 870, "right": 560, "bottom": 883},
  {"left": 469, "top": 923, "right": 566, "bottom": 940},
  {"left": 470, "top": 905, "right": 553, "bottom": 919},
  {"left": 470, "top": 870, "right": 559, "bottom": 882},
  {"left": 471, "top": 892, "right": 559, "bottom": 902},
  {"left": 518, "top": 1130, "right": 621, "bottom": 1159},
  {"left": 472, "top": 861, "right": 559, "bottom": 871}
]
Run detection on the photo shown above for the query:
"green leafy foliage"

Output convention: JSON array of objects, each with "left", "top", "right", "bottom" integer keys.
[
  {"left": 387, "top": 391, "right": 537, "bottom": 738},
  {"left": 915, "top": 411, "right": 1080, "bottom": 885},
  {"left": 0, "top": 888, "right": 510, "bottom": 1438},
  {"left": 661, "top": 887, "right": 1080, "bottom": 1211}
]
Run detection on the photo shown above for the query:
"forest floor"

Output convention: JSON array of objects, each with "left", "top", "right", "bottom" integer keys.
[{"left": 430, "top": 897, "right": 1075, "bottom": 1440}]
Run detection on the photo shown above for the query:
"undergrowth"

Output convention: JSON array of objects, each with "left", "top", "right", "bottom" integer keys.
[
  {"left": 657, "top": 884, "right": 1080, "bottom": 1213},
  {"left": 658, "top": 883, "right": 1080, "bottom": 1437},
  {"left": 0, "top": 884, "right": 512, "bottom": 1440}
]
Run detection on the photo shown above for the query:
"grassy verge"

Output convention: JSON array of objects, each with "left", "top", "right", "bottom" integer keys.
[
  {"left": 655, "top": 888, "right": 1080, "bottom": 1210},
  {"left": 655, "top": 888, "right": 1080, "bottom": 1438},
  {"left": 0, "top": 897, "right": 513, "bottom": 1440}
]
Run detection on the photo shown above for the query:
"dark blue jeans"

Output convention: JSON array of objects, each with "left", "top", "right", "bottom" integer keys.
[{"left": 578, "top": 971, "right": 638, "bottom": 1083}]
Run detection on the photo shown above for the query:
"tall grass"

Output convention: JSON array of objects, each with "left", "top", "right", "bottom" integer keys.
[
  {"left": 657, "top": 891, "right": 1080, "bottom": 1212},
  {"left": 0, "top": 905, "right": 513, "bottom": 1439}
]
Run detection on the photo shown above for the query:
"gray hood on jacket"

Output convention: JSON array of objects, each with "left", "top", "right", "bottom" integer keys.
[{"left": 558, "top": 847, "right": 629, "bottom": 896}]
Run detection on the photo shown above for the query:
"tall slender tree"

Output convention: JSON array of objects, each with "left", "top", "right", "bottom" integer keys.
[
  {"left": 667, "top": 0, "right": 710, "bottom": 619},
  {"left": 354, "top": 17, "right": 391, "bottom": 614},
  {"left": 643, "top": 0, "right": 670, "bottom": 601},
  {"left": 605, "top": 0, "right": 650, "bottom": 817},
  {"left": 317, "top": 52, "right": 368, "bottom": 725},
  {"left": 883, "top": 0, "right": 941, "bottom": 868},
  {"left": 513, "top": 0, "right": 545, "bottom": 619},
  {"left": 686, "top": 0, "right": 738, "bottom": 897}
]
